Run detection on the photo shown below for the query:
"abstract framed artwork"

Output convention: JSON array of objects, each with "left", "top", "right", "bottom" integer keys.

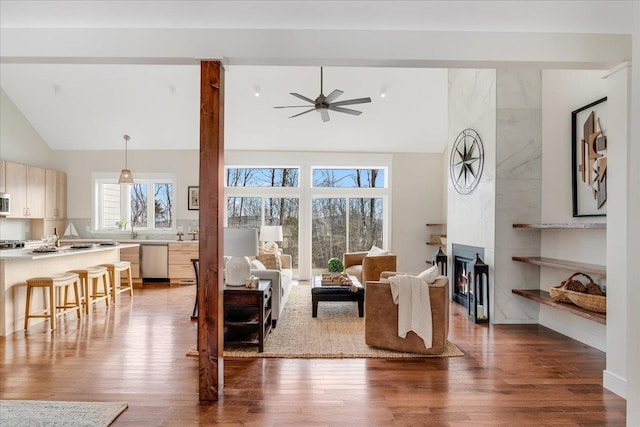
[
  {"left": 188, "top": 186, "right": 199, "bottom": 210},
  {"left": 571, "top": 97, "right": 607, "bottom": 217}
]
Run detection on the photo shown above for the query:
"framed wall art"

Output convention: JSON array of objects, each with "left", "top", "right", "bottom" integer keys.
[
  {"left": 571, "top": 97, "right": 607, "bottom": 217},
  {"left": 188, "top": 186, "right": 200, "bottom": 210}
]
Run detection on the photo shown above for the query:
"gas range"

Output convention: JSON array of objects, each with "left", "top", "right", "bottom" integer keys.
[{"left": 0, "top": 240, "right": 25, "bottom": 250}]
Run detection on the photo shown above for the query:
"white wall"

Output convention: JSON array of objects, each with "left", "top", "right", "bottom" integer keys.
[
  {"left": 540, "top": 70, "right": 607, "bottom": 351},
  {"left": 392, "top": 153, "right": 444, "bottom": 273},
  {"left": 626, "top": 2, "right": 640, "bottom": 420},
  {"left": 603, "top": 64, "right": 631, "bottom": 398},
  {"left": 55, "top": 149, "right": 200, "bottom": 221},
  {"left": 0, "top": 89, "right": 55, "bottom": 168},
  {"left": 0, "top": 90, "right": 59, "bottom": 240},
  {"left": 54, "top": 149, "right": 442, "bottom": 279}
]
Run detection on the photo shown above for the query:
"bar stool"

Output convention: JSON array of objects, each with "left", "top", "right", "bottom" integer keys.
[
  {"left": 101, "top": 261, "right": 133, "bottom": 303},
  {"left": 24, "top": 272, "right": 83, "bottom": 331},
  {"left": 68, "top": 266, "right": 111, "bottom": 314}
]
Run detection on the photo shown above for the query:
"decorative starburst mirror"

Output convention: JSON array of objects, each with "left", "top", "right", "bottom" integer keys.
[{"left": 449, "top": 129, "right": 484, "bottom": 195}]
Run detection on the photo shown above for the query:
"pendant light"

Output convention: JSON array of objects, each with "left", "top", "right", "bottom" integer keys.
[{"left": 118, "top": 134, "right": 134, "bottom": 184}]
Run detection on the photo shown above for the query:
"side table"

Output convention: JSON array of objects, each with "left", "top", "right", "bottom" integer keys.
[{"left": 224, "top": 280, "right": 272, "bottom": 352}]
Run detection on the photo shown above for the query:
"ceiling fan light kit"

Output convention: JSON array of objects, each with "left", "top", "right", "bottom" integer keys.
[{"left": 274, "top": 67, "right": 371, "bottom": 122}]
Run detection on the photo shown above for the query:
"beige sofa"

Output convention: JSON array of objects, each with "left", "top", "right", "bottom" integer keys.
[
  {"left": 249, "top": 253, "right": 292, "bottom": 328},
  {"left": 364, "top": 271, "right": 450, "bottom": 355}
]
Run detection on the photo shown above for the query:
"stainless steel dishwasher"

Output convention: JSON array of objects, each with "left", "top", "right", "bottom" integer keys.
[{"left": 140, "top": 243, "right": 169, "bottom": 281}]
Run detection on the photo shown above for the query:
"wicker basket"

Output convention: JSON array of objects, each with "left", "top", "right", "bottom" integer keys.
[
  {"left": 549, "top": 272, "right": 606, "bottom": 313},
  {"left": 550, "top": 272, "right": 594, "bottom": 303},
  {"left": 567, "top": 291, "right": 607, "bottom": 313}
]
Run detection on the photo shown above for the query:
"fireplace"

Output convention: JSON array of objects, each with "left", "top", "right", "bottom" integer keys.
[{"left": 451, "top": 244, "right": 484, "bottom": 308}]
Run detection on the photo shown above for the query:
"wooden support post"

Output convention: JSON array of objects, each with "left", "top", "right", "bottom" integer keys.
[{"left": 198, "top": 60, "right": 225, "bottom": 401}]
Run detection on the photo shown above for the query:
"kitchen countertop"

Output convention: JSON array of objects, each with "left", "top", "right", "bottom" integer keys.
[
  {"left": 60, "top": 239, "right": 198, "bottom": 245},
  {"left": 0, "top": 243, "right": 140, "bottom": 260}
]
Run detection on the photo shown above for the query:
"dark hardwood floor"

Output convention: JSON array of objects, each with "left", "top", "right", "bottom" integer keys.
[{"left": 0, "top": 283, "right": 626, "bottom": 426}]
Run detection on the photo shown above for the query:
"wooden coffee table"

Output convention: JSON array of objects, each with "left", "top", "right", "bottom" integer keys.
[{"left": 311, "top": 275, "right": 365, "bottom": 317}]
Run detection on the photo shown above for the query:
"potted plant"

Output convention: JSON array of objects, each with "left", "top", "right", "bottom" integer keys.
[
  {"left": 116, "top": 220, "right": 126, "bottom": 230},
  {"left": 327, "top": 257, "right": 344, "bottom": 273}
]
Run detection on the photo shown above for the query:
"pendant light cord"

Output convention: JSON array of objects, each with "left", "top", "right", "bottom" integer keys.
[{"left": 123, "top": 134, "right": 130, "bottom": 169}]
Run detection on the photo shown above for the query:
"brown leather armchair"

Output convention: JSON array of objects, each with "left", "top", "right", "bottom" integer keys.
[
  {"left": 343, "top": 251, "right": 397, "bottom": 286},
  {"left": 365, "top": 271, "right": 450, "bottom": 355}
]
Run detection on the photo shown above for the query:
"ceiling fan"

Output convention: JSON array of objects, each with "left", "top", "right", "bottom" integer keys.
[{"left": 274, "top": 67, "right": 371, "bottom": 122}]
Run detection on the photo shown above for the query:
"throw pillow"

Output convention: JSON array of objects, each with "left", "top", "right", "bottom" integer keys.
[
  {"left": 367, "top": 245, "right": 390, "bottom": 257},
  {"left": 256, "top": 253, "right": 282, "bottom": 270},
  {"left": 417, "top": 265, "right": 439, "bottom": 284},
  {"left": 259, "top": 245, "right": 282, "bottom": 256},
  {"left": 250, "top": 260, "right": 266, "bottom": 270}
]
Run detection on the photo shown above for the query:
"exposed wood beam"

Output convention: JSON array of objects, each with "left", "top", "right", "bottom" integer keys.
[{"left": 198, "top": 60, "right": 224, "bottom": 401}]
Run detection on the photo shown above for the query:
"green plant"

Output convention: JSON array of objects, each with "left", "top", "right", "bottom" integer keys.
[
  {"left": 327, "top": 257, "right": 344, "bottom": 273},
  {"left": 116, "top": 220, "right": 126, "bottom": 229}
]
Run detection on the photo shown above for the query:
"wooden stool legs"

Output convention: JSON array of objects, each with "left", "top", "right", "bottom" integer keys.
[
  {"left": 101, "top": 262, "right": 133, "bottom": 304},
  {"left": 69, "top": 266, "right": 111, "bottom": 314},
  {"left": 24, "top": 273, "right": 83, "bottom": 331}
]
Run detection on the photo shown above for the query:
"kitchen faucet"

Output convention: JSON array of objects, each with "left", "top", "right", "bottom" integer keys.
[{"left": 125, "top": 221, "right": 138, "bottom": 239}]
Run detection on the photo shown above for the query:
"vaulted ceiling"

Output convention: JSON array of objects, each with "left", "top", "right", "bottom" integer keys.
[{"left": 0, "top": 1, "right": 633, "bottom": 154}]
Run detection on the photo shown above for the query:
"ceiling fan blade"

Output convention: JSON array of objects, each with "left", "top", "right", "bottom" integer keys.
[
  {"left": 328, "top": 105, "right": 362, "bottom": 116},
  {"left": 274, "top": 105, "right": 314, "bottom": 109},
  {"left": 289, "top": 108, "right": 316, "bottom": 119},
  {"left": 290, "top": 93, "right": 315, "bottom": 104},
  {"left": 324, "top": 89, "right": 344, "bottom": 103},
  {"left": 330, "top": 97, "right": 372, "bottom": 107},
  {"left": 320, "top": 109, "right": 330, "bottom": 122}
]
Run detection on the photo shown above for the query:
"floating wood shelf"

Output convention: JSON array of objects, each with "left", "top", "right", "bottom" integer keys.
[
  {"left": 426, "top": 241, "right": 444, "bottom": 246},
  {"left": 513, "top": 223, "right": 606, "bottom": 229},
  {"left": 512, "top": 289, "right": 606, "bottom": 325},
  {"left": 512, "top": 256, "right": 606, "bottom": 277}
]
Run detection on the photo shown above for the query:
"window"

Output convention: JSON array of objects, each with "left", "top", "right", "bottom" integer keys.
[
  {"left": 226, "top": 168, "right": 299, "bottom": 187},
  {"left": 224, "top": 162, "right": 389, "bottom": 278},
  {"left": 312, "top": 168, "right": 385, "bottom": 188},
  {"left": 94, "top": 175, "right": 175, "bottom": 231},
  {"left": 226, "top": 196, "right": 300, "bottom": 272},
  {"left": 311, "top": 197, "right": 384, "bottom": 269}
]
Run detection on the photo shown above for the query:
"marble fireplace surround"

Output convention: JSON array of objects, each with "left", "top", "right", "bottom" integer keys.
[{"left": 447, "top": 69, "right": 542, "bottom": 326}]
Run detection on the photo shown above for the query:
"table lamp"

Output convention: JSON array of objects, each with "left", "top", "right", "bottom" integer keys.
[
  {"left": 259, "top": 225, "right": 283, "bottom": 251},
  {"left": 224, "top": 227, "right": 259, "bottom": 286}
]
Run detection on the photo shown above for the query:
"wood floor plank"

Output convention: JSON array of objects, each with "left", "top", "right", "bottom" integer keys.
[{"left": 0, "top": 284, "right": 626, "bottom": 426}]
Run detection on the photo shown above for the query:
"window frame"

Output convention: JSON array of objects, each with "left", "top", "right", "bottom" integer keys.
[{"left": 92, "top": 172, "right": 177, "bottom": 233}]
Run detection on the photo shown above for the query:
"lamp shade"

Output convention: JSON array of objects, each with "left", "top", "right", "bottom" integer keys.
[
  {"left": 224, "top": 228, "right": 259, "bottom": 286},
  {"left": 259, "top": 225, "right": 283, "bottom": 242},
  {"left": 118, "top": 168, "right": 134, "bottom": 184},
  {"left": 224, "top": 228, "right": 259, "bottom": 257}
]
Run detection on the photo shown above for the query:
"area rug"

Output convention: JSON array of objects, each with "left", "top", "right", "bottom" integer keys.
[
  {"left": 0, "top": 400, "right": 128, "bottom": 427},
  {"left": 187, "top": 284, "right": 463, "bottom": 359}
]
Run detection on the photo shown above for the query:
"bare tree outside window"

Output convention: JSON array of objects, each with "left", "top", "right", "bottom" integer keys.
[
  {"left": 312, "top": 198, "right": 346, "bottom": 268},
  {"left": 311, "top": 168, "right": 385, "bottom": 270},
  {"left": 154, "top": 183, "right": 173, "bottom": 228},
  {"left": 131, "top": 184, "right": 147, "bottom": 228}
]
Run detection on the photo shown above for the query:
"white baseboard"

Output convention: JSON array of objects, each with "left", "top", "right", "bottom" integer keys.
[{"left": 603, "top": 370, "right": 627, "bottom": 399}]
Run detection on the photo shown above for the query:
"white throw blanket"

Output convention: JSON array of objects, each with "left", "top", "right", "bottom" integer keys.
[{"left": 389, "top": 274, "right": 433, "bottom": 349}]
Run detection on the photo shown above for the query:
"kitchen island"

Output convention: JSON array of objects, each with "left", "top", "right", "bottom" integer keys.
[{"left": 0, "top": 243, "right": 139, "bottom": 336}]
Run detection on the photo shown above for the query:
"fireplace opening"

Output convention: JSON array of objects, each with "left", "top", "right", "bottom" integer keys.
[{"left": 452, "top": 244, "right": 484, "bottom": 308}]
